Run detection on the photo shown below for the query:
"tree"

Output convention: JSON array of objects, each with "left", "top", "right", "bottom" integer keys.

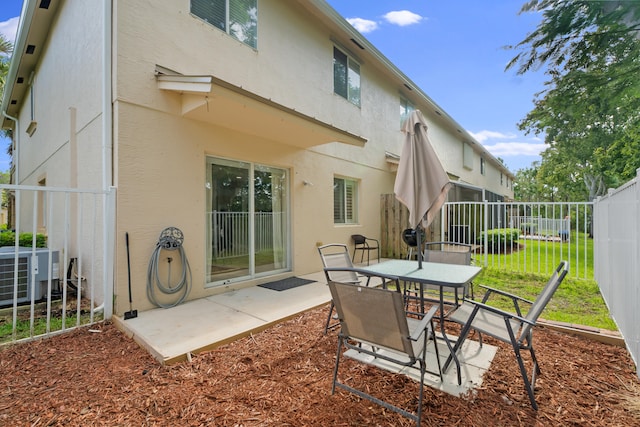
[{"left": 508, "top": 1, "right": 640, "bottom": 200}]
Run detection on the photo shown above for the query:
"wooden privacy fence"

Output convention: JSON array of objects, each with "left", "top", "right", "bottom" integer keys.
[{"left": 380, "top": 195, "right": 441, "bottom": 259}]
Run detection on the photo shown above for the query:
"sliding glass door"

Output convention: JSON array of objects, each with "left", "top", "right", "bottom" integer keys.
[{"left": 206, "top": 157, "right": 289, "bottom": 284}]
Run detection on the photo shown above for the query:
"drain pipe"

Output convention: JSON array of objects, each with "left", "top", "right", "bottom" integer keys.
[
  {"left": 101, "top": 0, "right": 114, "bottom": 319},
  {"left": 1, "top": 111, "right": 19, "bottom": 184}
]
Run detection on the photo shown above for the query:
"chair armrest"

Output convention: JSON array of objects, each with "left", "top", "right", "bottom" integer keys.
[
  {"left": 461, "top": 298, "right": 536, "bottom": 326},
  {"left": 478, "top": 284, "right": 535, "bottom": 305},
  {"left": 366, "top": 237, "right": 380, "bottom": 246},
  {"left": 409, "top": 305, "right": 438, "bottom": 342}
]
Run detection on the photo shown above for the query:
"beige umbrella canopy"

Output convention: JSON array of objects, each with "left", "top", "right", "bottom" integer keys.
[{"left": 394, "top": 110, "right": 451, "bottom": 267}]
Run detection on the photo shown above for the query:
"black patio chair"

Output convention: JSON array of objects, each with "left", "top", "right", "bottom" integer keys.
[{"left": 351, "top": 234, "right": 380, "bottom": 265}]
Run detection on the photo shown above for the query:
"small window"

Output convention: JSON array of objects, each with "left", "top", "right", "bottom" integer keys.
[
  {"left": 480, "top": 157, "right": 486, "bottom": 175},
  {"left": 463, "top": 142, "right": 473, "bottom": 170},
  {"left": 191, "top": 0, "right": 258, "bottom": 49},
  {"left": 333, "top": 47, "right": 361, "bottom": 107},
  {"left": 501, "top": 173, "right": 504, "bottom": 185},
  {"left": 334, "top": 177, "right": 358, "bottom": 224},
  {"left": 400, "top": 97, "right": 414, "bottom": 126}
]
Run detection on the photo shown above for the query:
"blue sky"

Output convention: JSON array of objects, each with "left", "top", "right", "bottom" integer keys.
[{"left": 0, "top": 0, "right": 547, "bottom": 174}]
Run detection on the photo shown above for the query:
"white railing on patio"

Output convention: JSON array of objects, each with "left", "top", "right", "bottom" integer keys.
[
  {"left": 0, "top": 184, "right": 115, "bottom": 346},
  {"left": 593, "top": 169, "right": 640, "bottom": 377},
  {"left": 439, "top": 201, "right": 593, "bottom": 280},
  {"left": 209, "top": 210, "right": 281, "bottom": 259}
]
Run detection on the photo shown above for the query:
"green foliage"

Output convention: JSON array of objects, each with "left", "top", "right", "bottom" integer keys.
[
  {"left": 509, "top": 0, "right": 640, "bottom": 199},
  {"left": 0, "top": 231, "right": 47, "bottom": 248},
  {"left": 478, "top": 228, "right": 520, "bottom": 250}
]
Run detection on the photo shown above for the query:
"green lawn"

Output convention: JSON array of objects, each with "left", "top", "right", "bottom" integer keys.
[{"left": 473, "top": 266, "right": 616, "bottom": 331}]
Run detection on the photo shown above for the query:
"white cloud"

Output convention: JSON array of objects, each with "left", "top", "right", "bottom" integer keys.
[
  {"left": 483, "top": 141, "right": 548, "bottom": 157},
  {"left": 0, "top": 17, "right": 20, "bottom": 45},
  {"left": 383, "top": 10, "right": 423, "bottom": 27},
  {"left": 346, "top": 18, "right": 379, "bottom": 34},
  {"left": 469, "top": 130, "right": 516, "bottom": 143}
]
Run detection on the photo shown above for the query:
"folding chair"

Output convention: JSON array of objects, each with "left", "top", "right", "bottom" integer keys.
[
  {"left": 328, "top": 272, "right": 442, "bottom": 427},
  {"left": 317, "top": 244, "right": 362, "bottom": 334},
  {"left": 404, "top": 241, "right": 472, "bottom": 316},
  {"left": 350, "top": 234, "right": 380, "bottom": 265},
  {"left": 447, "top": 261, "right": 569, "bottom": 410}
]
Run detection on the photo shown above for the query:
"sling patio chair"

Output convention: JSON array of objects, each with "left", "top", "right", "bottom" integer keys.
[
  {"left": 404, "top": 241, "right": 473, "bottom": 317},
  {"left": 351, "top": 234, "right": 380, "bottom": 265},
  {"left": 327, "top": 271, "right": 442, "bottom": 427},
  {"left": 318, "top": 244, "right": 367, "bottom": 334},
  {"left": 447, "top": 261, "right": 569, "bottom": 410}
]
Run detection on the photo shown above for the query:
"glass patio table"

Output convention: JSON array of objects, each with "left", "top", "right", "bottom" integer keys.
[{"left": 360, "top": 259, "right": 482, "bottom": 385}]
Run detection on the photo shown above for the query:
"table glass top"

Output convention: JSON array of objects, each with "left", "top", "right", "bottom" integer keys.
[{"left": 361, "top": 259, "right": 482, "bottom": 286}]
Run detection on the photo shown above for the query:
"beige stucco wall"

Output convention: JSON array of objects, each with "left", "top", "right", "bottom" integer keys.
[
  {"left": 10, "top": 1, "right": 107, "bottom": 304},
  {"left": 10, "top": 0, "right": 513, "bottom": 315}
]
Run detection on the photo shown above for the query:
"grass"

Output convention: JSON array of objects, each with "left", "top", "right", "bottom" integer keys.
[
  {"left": 470, "top": 233, "right": 617, "bottom": 330},
  {"left": 483, "top": 232, "right": 595, "bottom": 279},
  {"left": 0, "top": 302, "right": 102, "bottom": 343},
  {"left": 474, "top": 266, "right": 616, "bottom": 331}
]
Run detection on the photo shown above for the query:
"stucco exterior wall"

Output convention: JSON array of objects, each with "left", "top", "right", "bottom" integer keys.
[{"left": 7, "top": 0, "right": 513, "bottom": 315}]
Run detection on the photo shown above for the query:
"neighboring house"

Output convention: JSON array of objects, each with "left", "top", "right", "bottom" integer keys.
[{"left": 0, "top": 0, "right": 514, "bottom": 316}]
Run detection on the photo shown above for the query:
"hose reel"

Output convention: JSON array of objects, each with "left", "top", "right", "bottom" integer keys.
[{"left": 147, "top": 227, "right": 192, "bottom": 308}]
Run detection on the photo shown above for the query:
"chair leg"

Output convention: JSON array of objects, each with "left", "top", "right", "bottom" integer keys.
[
  {"left": 512, "top": 343, "right": 538, "bottom": 410},
  {"left": 331, "top": 335, "right": 344, "bottom": 395},
  {"left": 324, "top": 301, "right": 338, "bottom": 334}
]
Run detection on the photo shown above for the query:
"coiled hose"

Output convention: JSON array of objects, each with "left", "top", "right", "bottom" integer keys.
[{"left": 146, "top": 227, "right": 192, "bottom": 308}]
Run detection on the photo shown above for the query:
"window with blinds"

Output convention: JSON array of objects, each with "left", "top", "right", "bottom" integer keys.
[
  {"left": 334, "top": 177, "right": 358, "bottom": 224},
  {"left": 191, "top": 0, "right": 258, "bottom": 49}
]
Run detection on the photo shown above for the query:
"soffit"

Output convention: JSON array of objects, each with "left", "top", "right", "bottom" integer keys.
[{"left": 1, "top": 0, "right": 60, "bottom": 128}]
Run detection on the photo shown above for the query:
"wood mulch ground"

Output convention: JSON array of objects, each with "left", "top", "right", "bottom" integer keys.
[{"left": 1, "top": 305, "right": 639, "bottom": 426}]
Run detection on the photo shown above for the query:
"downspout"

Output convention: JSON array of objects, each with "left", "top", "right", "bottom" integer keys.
[
  {"left": 99, "top": 0, "right": 114, "bottom": 318},
  {"left": 1, "top": 111, "right": 19, "bottom": 185}
]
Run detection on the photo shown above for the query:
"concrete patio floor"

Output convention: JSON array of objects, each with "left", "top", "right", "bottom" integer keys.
[{"left": 113, "top": 267, "right": 497, "bottom": 397}]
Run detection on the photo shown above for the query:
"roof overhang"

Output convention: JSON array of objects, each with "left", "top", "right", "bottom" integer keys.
[
  {"left": 1, "top": 0, "right": 61, "bottom": 129},
  {"left": 156, "top": 73, "right": 367, "bottom": 149}
]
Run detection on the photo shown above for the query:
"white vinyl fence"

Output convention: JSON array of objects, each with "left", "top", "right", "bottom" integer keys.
[
  {"left": 593, "top": 169, "right": 640, "bottom": 377},
  {"left": 0, "top": 184, "right": 115, "bottom": 346},
  {"left": 438, "top": 201, "right": 593, "bottom": 279}
]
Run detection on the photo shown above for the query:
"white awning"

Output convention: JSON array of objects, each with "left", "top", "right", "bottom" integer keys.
[{"left": 156, "top": 73, "right": 367, "bottom": 149}]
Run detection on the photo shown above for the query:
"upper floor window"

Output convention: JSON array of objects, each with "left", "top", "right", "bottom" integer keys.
[
  {"left": 191, "top": 0, "right": 258, "bottom": 49},
  {"left": 334, "top": 177, "right": 358, "bottom": 224},
  {"left": 463, "top": 142, "right": 473, "bottom": 170},
  {"left": 400, "top": 97, "right": 414, "bottom": 126},
  {"left": 333, "top": 47, "right": 361, "bottom": 107},
  {"left": 480, "top": 157, "right": 486, "bottom": 175}
]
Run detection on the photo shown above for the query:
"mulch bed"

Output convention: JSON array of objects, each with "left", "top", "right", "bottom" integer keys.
[{"left": 0, "top": 305, "right": 638, "bottom": 426}]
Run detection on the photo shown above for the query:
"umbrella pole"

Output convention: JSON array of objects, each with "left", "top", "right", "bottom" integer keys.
[{"left": 416, "top": 225, "right": 423, "bottom": 269}]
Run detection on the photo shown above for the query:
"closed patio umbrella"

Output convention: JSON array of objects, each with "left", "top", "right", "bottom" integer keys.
[{"left": 394, "top": 110, "right": 451, "bottom": 268}]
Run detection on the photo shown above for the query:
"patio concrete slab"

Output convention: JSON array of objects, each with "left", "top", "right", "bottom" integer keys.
[{"left": 114, "top": 270, "right": 330, "bottom": 364}]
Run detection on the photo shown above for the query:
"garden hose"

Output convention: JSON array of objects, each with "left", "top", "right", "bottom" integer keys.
[{"left": 146, "top": 227, "right": 192, "bottom": 308}]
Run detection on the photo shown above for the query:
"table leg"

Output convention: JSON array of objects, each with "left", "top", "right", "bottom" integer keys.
[{"left": 437, "top": 285, "right": 462, "bottom": 385}]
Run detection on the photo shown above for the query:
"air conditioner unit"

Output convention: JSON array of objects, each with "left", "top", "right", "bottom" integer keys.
[{"left": 0, "top": 247, "right": 60, "bottom": 307}]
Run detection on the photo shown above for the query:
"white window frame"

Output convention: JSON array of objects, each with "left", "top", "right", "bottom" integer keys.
[
  {"left": 333, "top": 46, "right": 361, "bottom": 107},
  {"left": 334, "top": 177, "right": 359, "bottom": 224},
  {"left": 400, "top": 96, "right": 415, "bottom": 126},
  {"left": 190, "top": 0, "right": 258, "bottom": 49}
]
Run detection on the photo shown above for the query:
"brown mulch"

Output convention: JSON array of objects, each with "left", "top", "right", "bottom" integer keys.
[{"left": 0, "top": 306, "right": 639, "bottom": 426}]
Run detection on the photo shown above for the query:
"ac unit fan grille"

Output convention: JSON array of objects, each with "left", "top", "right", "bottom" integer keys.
[{"left": 0, "top": 257, "right": 29, "bottom": 303}]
